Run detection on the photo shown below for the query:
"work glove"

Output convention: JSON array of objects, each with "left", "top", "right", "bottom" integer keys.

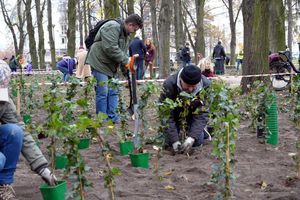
[
  {"left": 125, "top": 54, "right": 139, "bottom": 73},
  {"left": 172, "top": 141, "right": 181, "bottom": 153},
  {"left": 39, "top": 168, "right": 57, "bottom": 186},
  {"left": 181, "top": 137, "right": 195, "bottom": 154}
]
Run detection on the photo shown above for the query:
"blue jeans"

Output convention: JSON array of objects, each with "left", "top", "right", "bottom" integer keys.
[
  {"left": 0, "top": 124, "right": 24, "bottom": 184},
  {"left": 57, "top": 65, "right": 70, "bottom": 81},
  {"left": 136, "top": 59, "right": 145, "bottom": 80},
  {"left": 92, "top": 70, "right": 120, "bottom": 123}
]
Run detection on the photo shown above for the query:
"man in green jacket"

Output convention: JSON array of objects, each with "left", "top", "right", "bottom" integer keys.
[
  {"left": 0, "top": 60, "right": 56, "bottom": 199},
  {"left": 85, "top": 14, "right": 143, "bottom": 123}
]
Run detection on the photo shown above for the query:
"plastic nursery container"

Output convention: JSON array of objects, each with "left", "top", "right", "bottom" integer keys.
[
  {"left": 55, "top": 154, "right": 68, "bottom": 169},
  {"left": 119, "top": 140, "right": 134, "bottom": 156},
  {"left": 23, "top": 114, "right": 31, "bottom": 124},
  {"left": 40, "top": 180, "right": 67, "bottom": 200},
  {"left": 77, "top": 138, "right": 90, "bottom": 150},
  {"left": 266, "top": 94, "right": 278, "bottom": 146},
  {"left": 129, "top": 152, "right": 150, "bottom": 169}
]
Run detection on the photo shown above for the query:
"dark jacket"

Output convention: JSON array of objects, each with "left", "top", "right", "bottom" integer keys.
[
  {"left": 181, "top": 46, "right": 191, "bottom": 62},
  {"left": 145, "top": 45, "right": 155, "bottom": 62},
  {"left": 159, "top": 70, "right": 211, "bottom": 145},
  {"left": 129, "top": 37, "right": 146, "bottom": 60},
  {"left": 85, "top": 20, "right": 129, "bottom": 78},
  {"left": 212, "top": 44, "right": 226, "bottom": 59}
]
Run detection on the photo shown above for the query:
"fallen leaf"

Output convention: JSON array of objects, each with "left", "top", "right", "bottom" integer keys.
[
  {"left": 164, "top": 185, "right": 175, "bottom": 190},
  {"left": 164, "top": 171, "right": 173, "bottom": 176},
  {"left": 260, "top": 181, "right": 268, "bottom": 190}
]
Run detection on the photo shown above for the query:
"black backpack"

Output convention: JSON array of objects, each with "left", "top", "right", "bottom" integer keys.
[{"left": 85, "top": 19, "right": 121, "bottom": 50}]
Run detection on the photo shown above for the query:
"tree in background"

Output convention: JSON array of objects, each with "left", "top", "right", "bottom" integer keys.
[
  {"left": 78, "top": 0, "right": 84, "bottom": 48},
  {"left": 174, "top": 0, "right": 184, "bottom": 53},
  {"left": 268, "top": 0, "right": 285, "bottom": 52},
  {"left": 67, "top": 0, "right": 76, "bottom": 57},
  {"left": 104, "top": 0, "right": 120, "bottom": 18},
  {"left": 194, "top": 0, "right": 205, "bottom": 63},
  {"left": 149, "top": 0, "right": 159, "bottom": 67},
  {"left": 241, "top": 0, "right": 270, "bottom": 92},
  {"left": 35, "top": 0, "right": 46, "bottom": 69},
  {"left": 47, "top": 0, "right": 56, "bottom": 69},
  {"left": 158, "top": 0, "right": 172, "bottom": 78},
  {"left": 24, "top": 0, "right": 38, "bottom": 69}
]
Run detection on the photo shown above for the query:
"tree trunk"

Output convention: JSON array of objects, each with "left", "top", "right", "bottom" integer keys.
[
  {"left": 286, "top": 0, "right": 293, "bottom": 53},
  {"left": 127, "top": 0, "right": 134, "bottom": 15},
  {"left": 241, "top": 0, "right": 270, "bottom": 92},
  {"left": 25, "top": 0, "right": 38, "bottom": 69},
  {"left": 67, "top": 0, "right": 76, "bottom": 57},
  {"left": 83, "top": 0, "right": 88, "bottom": 39},
  {"left": 195, "top": 0, "right": 205, "bottom": 62},
  {"left": 17, "top": 0, "right": 26, "bottom": 56},
  {"left": 158, "top": 0, "right": 172, "bottom": 78},
  {"left": 35, "top": 0, "right": 46, "bottom": 69},
  {"left": 87, "top": 0, "right": 92, "bottom": 30},
  {"left": 104, "top": 0, "right": 120, "bottom": 18},
  {"left": 78, "top": 0, "right": 84, "bottom": 48},
  {"left": 149, "top": 0, "right": 159, "bottom": 68},
  {"left": 47, "top": 0, "right": 56, "bottom": 69},
  {"left": 174, "top": 0, "right": 184, "bottom": 52},
  {"left": 268, "top": 0, "right": 285, "bottom": 52},
  {"left": 228, "top": 0, "right": 236, "bottom": 65}
]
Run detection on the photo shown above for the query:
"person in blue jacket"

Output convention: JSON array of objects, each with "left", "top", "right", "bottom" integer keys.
[
  {"left": 129, "top": 36, "right": 146, "bottom": 80},
  {"left": 56, "top": 56, "right": 77, "bottom": 82}
]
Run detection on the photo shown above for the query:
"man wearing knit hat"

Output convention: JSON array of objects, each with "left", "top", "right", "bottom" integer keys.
[
  {"left": 159, "top": 64, "right": 211, "bottom": 154},
  {"left": 0, "top": 60, "right": 56, "bottom": 199}
]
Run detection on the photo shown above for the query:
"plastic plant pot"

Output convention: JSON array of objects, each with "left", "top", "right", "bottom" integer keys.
[
  {"left": 40, "top": 180, "right": 67, "bottom": 200},
  {"left": 23, "top": 114, "right": 31, "bottom": 124},
  {"left": 77, "top": 138, "right": 90, "bottom": 150},
  {"left": 129, "top": 152, "right": 150, "bottom": 169},
  {"left": 55, "top": 154, "right": 68, "bottom": 169},
  {"left": 119, "top": 140, "right": 134, "bottom": 156}
]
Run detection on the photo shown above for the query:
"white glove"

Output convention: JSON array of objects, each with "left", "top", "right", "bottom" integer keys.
[
  {"left": 181, "top": 137, "right": 195, "bottom": 154},
  {"left": 133, "top": 54, "right": 139, "bottom": 58},
  {"left": 172, "top": 141, "right": 181, "bottom": 153},
  {"left": 39, "top": 168, "right": 57, "bottom": 186}
]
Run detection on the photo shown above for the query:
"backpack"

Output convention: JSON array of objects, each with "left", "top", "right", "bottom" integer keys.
[{"left": 84, "top": 19, "right": 121, "bottom": 50}]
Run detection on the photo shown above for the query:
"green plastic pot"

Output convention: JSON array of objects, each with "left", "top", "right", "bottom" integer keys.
[
  {"left": 78, "top": 138, "right": 90, "bottom": 150},
  {"left": 129, "top": 152, "right": 150, "bottom": 169},
  {"left": 40, "top": 180, "right": 67, "bottom": 200},
  {"left": 55, "top": 155, "right": 68, "bottom": 169},
  {"left": 23, "top": 114, "right": 31, "bottom": 124},
  {"left": 119, "top": 141, "right": 134, "bottom": 156}
]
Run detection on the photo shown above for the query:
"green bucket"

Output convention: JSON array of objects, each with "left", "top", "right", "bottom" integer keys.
[
  {"left": 55, "top": 155, "right": 68, "bottom": 169},
  {"left": 23, "top": 114, "right": 31, "bottom": 124},
  {"left": 40, "top": 180, "right": 67, "bottom": 200},
  {"left": 129, "top": 153, "right": 150, "bottom": 169},
  {"left": 119, "top": 141, "right": 134, "bottom": 156},
  {"left": 78, "top": 138, "right": 90, "bottom": 149}
]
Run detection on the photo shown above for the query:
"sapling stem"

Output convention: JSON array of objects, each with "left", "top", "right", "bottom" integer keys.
[
  {"left": 225, "top": 125, "right": 231, "bottom": 199},
  {"left": 77, "top": 167, "right": 84, "bottom": 200}
]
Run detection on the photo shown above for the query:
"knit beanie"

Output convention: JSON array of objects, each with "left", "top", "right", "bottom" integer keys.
[{"left": 180, "top": 64, "right": 202, "bottom": 85}]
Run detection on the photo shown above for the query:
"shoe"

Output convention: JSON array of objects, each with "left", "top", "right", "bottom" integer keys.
[{"left": 0, "top": 184, "right": 17, "bottom": 200}]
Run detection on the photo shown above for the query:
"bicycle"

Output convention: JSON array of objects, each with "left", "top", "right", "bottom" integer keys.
[{"left": 269, "top": 51, "right": 300, "bottom": 91}]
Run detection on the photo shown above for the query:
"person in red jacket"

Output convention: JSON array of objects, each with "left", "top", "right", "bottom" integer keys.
[{"left": 144, "top": 39, "right": 156, "bottom": 79}]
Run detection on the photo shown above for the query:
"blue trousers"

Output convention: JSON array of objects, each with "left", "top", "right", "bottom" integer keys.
[
  {"left": 56, "top": 65, "right": 70, "bottom": 81},
  {"left": 92, "top": 70, "right": 120, "bottom": 123},
  {"left": 0, "top": 124, "right": 24, "bottom": 184},
  {"left": 135, "top": 59, "right": 145, "bottom": 80}
]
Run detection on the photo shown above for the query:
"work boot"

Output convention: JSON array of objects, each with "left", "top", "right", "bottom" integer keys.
[{"left": 0, "top": 184, "right": 17, "bottom": 200}]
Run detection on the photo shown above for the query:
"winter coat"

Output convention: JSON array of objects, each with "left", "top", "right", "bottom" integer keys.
[
  {"left": 159, "top": 70, "right": 211, "bottom": 145},
  {"left": 212, "top": 44, "right": 226, "bottom": 59},
  {"left": 181, "top": 46, "right": 191, "bottom": 62},
  {"left": 0, "top": 98, "right": 48, "bottom": 173},
  {"left": 56, "top": 58, "right": 77, "bottom": 75},
  {"left": 76, "top": 50, "right": 91, "bottom": 79},
  {"left": 129, "top": 37, "right": 146, "bottom": 60},
  {"left": 145, "top": 45, "right": 155, "bottom": 63},
  {"left": 85, "top": 20, "right": 129, "bottom": 78}
]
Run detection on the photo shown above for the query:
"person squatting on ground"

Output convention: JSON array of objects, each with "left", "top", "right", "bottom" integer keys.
[
  {"left": 144, "top": 39, "right": 155, "bottom": 79},
  {"left": 212, "top": 41, "right": 226, "bottom": 75},
  {"left": 129, "top": 36, "right": 146, "bottom": 80},
  {"left": 198, "top": 57, "right": 215, "bottom": 78},
  {"left": 159, "top": 64, "right": 211, "bottom": 154},
  {"left": 75, "top": 47, "right": 92, "bottom": 80},
  {"left": 85, "top": 14, "right": 143, "bottom": 123},
  {"left": 181, "top": 43, "right": 192, "bottom": 68},
  {"left": 56, "top": 56, "right": 78, "bottom": 82},
  {"left": 0, "top": 60, "right": 56, "bottom": 200}
]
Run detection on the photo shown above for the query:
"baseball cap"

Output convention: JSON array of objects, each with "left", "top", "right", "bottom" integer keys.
[{"left": 0, "top": 60, "right": 11, "bottom": 102}]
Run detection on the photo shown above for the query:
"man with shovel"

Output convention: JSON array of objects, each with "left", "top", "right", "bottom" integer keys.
[{"left": 159, "top": 64, "right": 211, "bottom": 154}]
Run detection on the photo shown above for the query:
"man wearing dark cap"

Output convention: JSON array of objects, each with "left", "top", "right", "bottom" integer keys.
[{"left": 159, "top": 64, "right": 211, "bottom": 154}]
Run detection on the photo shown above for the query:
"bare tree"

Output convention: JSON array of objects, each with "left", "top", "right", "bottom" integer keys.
[
  {"left": 158, "top": 0, "right": 172, "bottom": 78},
  {"left": 83, "top": 0, "right": 88, "bottom": 38},
  {"left": 222, "top": 0, "right": 242, "bottom": 65},
  {"left": 104, "top": 0, "right": 120, "bottom": 18},
  {"left": 47, "top": 0, "right": 56, "bottom": 69},
  {"left": 286, "top": 0, "right": 293, "bottom": 53},
  {"left": 78, "top": 0, "right": 83, "bottom": 47},
  {"left": 194, "top": 0, "right": 205, "bottom": 62},
  {"left": 24, "top": 0, "right": 38, "bottom": 68},
  {"left": 35, "top": 0, "right": 46, "bottom": 69},
  {"left": 149, "top": 0, "right": 159, "bottom": 65},
  {"left": 174, "top": 0, "right": 184, "bottom": 52},
  {"left": 241, "top": 0, "right": 270, "bottom": 92},
  {"left": 67, "top": 0, "right": 76, "bottom": 57}
]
